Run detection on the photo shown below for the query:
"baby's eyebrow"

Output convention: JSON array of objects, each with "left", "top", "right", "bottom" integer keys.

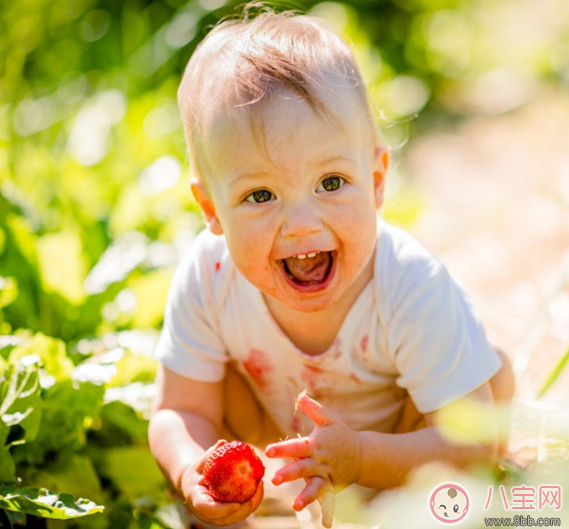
[
  {"left": 228, "top": 171, "right": 271, "bottom": 189},
  {"left": 315, "top": 154, "right": 355, "bottom": 167}
]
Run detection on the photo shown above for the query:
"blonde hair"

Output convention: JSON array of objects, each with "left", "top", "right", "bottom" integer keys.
[{"left": 178, "top": 7, "right": 378, "bottom": 180}]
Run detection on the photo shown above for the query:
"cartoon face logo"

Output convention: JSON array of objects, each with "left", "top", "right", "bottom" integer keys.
[{"left": 429, "top": 482, "right": 470, "bottom": 524}]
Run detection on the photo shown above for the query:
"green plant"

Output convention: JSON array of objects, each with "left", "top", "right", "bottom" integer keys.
[
  {"left": 0, "top": 328, "right": 175, "bottom": 528},
  {"left": 1, "top": 0, "right": 568, "bottom": 527}
]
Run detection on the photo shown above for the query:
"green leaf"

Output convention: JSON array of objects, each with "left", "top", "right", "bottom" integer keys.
[
  {"left": 12, "top": 378, "right": 104, "bottom": 467},
  {"left": 93, "top": 446, "right": 165, "bottom": 501},
  {"left": 98, "top": 401, "right": 149, "bottom": 445},
  {"left": 0, "top": 357, "right": 42, "bottom": 444},
  {"left": 0, "top": 440, "right": 16, "bottom": 484},
  {"left": 0, "top": 277, "right": 18, "bottom": 310},
  {"left": 109, "top": 349, "right": 158, "bottom": 387},
  {"left": 24, "top": 454, "right": 104, "bottom": 507},
  {"left": 9, "top": 334, "right": 73, "bottom": 381},
  {"left": 0, "top": 358, "right": 42, "bottom": 483},
  {"left": 537, "top": 345, "right": 569, "bottom": 399},
  {"left": 0, "top": 485, "right": 104, "bottom": 519},
  {"left": 21, "top": 455, "right": 110, "bottom": 528}
]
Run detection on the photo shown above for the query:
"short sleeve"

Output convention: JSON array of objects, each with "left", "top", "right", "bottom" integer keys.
[
  {"left": 154, "top": 230, "right": 229, "bottom": 382},
  {"left": 388, "top": 263, "right": 501, "bottom": 413},
  {"left": 376, "top": 223, "right": 501, "bottom": 414}
]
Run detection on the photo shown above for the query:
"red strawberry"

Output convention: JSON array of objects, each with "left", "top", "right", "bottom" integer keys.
[{"left": 203, "top": 440, "right": 265, "bottom": 503}]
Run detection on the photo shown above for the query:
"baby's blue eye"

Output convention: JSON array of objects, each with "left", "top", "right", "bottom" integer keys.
[
  {"left": 245, "top": 190, "right": 274, "bottom": 203},
  {"left": 317, "top": 175, "right": 345, "bottom": 192}
]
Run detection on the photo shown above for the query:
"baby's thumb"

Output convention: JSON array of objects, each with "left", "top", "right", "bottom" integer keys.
[{"left": 196, "top": 439, "right": 227, "bottom": 471}]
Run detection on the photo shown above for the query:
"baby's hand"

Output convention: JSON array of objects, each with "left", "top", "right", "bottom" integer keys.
[
  {"left": 180, "top": 441, "right": 264, "bottom": 526},
  {"left": 265, "top": 393, "right": 362, "bottom": 528}
]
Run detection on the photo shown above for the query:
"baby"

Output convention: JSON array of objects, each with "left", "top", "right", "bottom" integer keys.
[{"left": 149, "top": 6, "right": 514, "bottom": 528}]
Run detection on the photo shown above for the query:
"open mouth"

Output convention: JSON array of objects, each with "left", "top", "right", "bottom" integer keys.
[{"left": 278, "top": 251, "right": 336, "bottom": 292}]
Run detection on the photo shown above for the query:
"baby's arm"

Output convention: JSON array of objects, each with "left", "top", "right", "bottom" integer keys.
[
  {"left": 357, "top": 381, "right": 498, "bottom": 487},
  {"left": 149, "top": 365, "right": 263, "bottom": 526},
  {"left": 266, "top": 383, "right": 498, "bottom": 527}
]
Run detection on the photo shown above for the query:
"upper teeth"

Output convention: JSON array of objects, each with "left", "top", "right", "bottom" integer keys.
[{"left": 296, "top": 252, "right": 318, "bottom": 260}]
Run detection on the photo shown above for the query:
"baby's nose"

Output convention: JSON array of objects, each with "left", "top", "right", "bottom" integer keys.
[{"left": 280, "top": 205, "right": 323, "bottom": 237}]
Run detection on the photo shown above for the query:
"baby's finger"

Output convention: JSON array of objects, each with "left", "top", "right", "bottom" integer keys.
[
  {"left": 217, "top": 502, "right": 254, "bottom": 526},
  {"left": 195, "top": 440, "right": 228, "bottom": 472},
  {"left": 265, "top": 436, "right": 312, "bottom": 459},
  {"left": 199, "top": 502, "right": 253, "bottom": 527},
  {"left": 319, "top": 489, "right": 335, "bottom": 528},
  {"left": 296, "top": 393, "right": 338, "bottom": 427},
  {"left": 293, "top": 475, "right": 331, "bottom": 512},
  {"left": 192, "top": 492, "right": 242, "bottom": 520},
  {"left": 250, "top": 480, "right": 264, "bottom": 513},
  {"left": 272, "top": 457, "right": 318, "bottom": 485}
]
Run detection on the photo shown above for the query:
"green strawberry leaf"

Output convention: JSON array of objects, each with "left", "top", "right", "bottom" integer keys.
[
  {"left": 23, "top": 454, "right": 104, "bottom": 507},
  {"left": 0, "top": 357, "right": 42, "bottom": 443},
  {"left": 8, "top": 334, "right": 73, "bottom": 382},
  {"left": 12, "top": 378, "right": 104, "bottom": 468},
  {"left": 97, "top": 400, "right": 150, "bottom": 444},
  {"left": 0, "top": 357, "right": 42, "bottom": 484},
  {"left": 0, "top": 442, "right": 16, "bottom": 484},
  {"left": 91, "top": 445, "right": 165, "bottom": 501},
  {"left": 0, "top": 485, "right": 104, "bottom": 519}
]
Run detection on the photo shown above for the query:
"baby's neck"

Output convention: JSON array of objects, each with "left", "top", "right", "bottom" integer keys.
[
  {"left": 263, "top": 258, "right": 374, "bottom": 356},
  {"left": 263, "top": 295, "right": 347, "bottom": 356}
]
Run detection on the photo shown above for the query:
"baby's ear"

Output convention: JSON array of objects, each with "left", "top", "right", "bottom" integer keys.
[
  {"left": 190, "top": 178, "right": 224, "bottom": 235},
  {"left": 373, "top": 147, "right": 389, "bottom": 209}
]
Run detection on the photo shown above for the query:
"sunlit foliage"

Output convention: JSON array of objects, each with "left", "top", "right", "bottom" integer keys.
[{"left": 1, "top": 0, "right": 568, "bottom": 527}]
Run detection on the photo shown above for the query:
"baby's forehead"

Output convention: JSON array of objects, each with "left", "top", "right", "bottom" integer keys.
[{"left": 207, "top": 80, "right": 370, "bottom": 143}]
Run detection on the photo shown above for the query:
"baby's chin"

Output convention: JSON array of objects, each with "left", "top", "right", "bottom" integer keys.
[
  {"left": 260, "top": 285, "right": 343, "bottom": 314},
  {"left": 279, "top": 297, "right": 337, "bottom": 314}
]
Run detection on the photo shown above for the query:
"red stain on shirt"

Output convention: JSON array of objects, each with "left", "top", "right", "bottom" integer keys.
[
  {"left": 361, "top": 335, "right": 369, "bottom": 354},
  {"left": 301, "top": 365, "right": 324, "bottom": 392},
  {"left": 215, "top": 261, "right": 221, "bottom": 271},
  {"left": 243, "top": 349, "right": 273, "bottom": 391},
  {"left": 350, "top": 372, "right": 362, "bottom": 384}
]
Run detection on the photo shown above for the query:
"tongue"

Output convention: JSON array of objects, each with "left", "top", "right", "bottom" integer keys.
[{"left": 284, "top": 252, "right": 331, "bottom": 283}]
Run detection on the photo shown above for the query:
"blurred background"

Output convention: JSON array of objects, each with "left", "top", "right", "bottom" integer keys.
[{"left": 1, "top": 0, "right": 569, "bottom": 527}]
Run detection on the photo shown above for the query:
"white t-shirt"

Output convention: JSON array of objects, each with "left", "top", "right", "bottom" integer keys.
[{"left": 155, "top": 220, "right": 501, "bottom": 438}]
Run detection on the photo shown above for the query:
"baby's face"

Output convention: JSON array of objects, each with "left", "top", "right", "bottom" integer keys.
[{"left": 199, "top": 88, "right": 387, "bottom": 313}]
